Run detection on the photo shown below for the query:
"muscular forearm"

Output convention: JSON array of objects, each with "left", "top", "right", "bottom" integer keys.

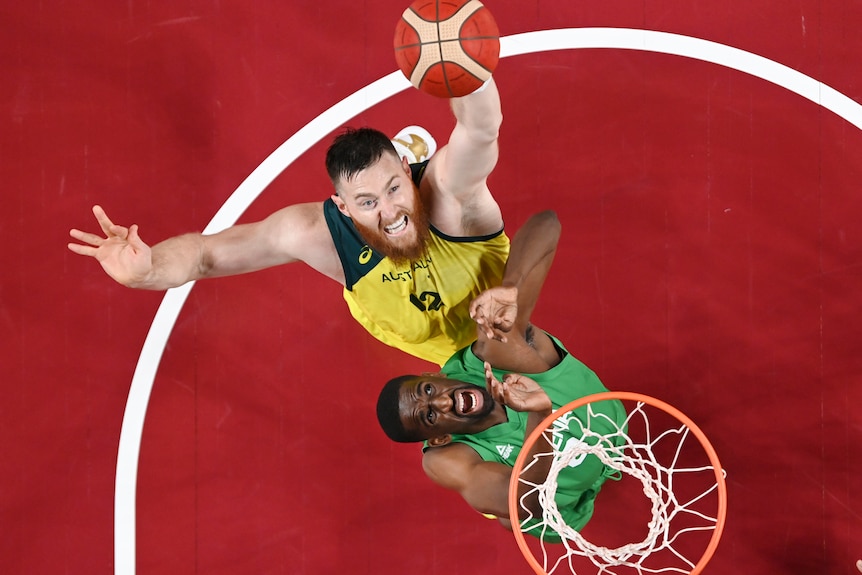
[
  {"left": 450, "top": 77, "right": 502, "bottom": 144},
  {"left": 133, "top": 233, "right": 208, "bottom": 290},
  {"left": 502, "top": 210, "right": 561, "bottom": 290}
]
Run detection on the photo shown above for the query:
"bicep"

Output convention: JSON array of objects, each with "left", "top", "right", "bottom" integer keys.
[
  {"left": 201, "top": 202, "right": 341, "bottom": 281},
  {"left": 440, "top": 125, "right": 500, "bottom": 190}
]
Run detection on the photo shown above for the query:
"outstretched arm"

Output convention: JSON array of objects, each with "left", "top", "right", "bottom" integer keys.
[
  {"left": 470, "top": 210, "right": 561, "bottom": 354},
  {"left": 424, "top": 78, "right": 503, "bottom": 236},
  {"left": 68, "top": 203, "right": 342, "bottom": 289}
]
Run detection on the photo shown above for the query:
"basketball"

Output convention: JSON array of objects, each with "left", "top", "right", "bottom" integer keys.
[{"left": 394, "top": 0, "right": 500, "bottom": 98}]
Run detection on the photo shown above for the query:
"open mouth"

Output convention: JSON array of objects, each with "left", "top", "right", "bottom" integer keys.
[
  {"left": 384, "top": 215, "right": 408, "bottom": 236},
  {"left": 455, "top": 389, "right": 482, "bottom": 415}
]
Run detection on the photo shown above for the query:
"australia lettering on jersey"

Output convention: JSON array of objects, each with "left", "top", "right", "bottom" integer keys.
[
  {"left": 380, "top": 255, "right": 434, "bottom": 283},
  {"left": 371, "top": 252, "right": 443, "bottom": 311}
]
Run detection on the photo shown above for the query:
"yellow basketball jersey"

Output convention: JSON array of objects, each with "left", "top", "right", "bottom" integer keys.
[{"left": 323, "top": 198, "right": 510, "bottom": 365}]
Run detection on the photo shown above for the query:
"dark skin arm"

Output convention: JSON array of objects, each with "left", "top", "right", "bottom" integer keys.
[
  {"left": 423, "top": 210, "right": 562, "bottom": 521},
  {"left": 470, "top": 209, "right": 562, "bottom": 372}
]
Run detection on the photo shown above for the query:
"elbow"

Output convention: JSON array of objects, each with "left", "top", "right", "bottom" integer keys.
[
  {"left": 536, "top": 210, "right": 562, "bottom": 238},
  {"left": 537, "top": 209, "right": 560, "bottom": 226}
]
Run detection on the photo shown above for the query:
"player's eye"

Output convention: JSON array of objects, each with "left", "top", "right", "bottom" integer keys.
[
  {"left": 423, "top": 383, "right": 432, "bottom": 395},
  {"left": 427, "top": 410, "right": 435, "bottom": 424},
  {"left": 360, "top": 199, "right": 376, "bottom": 208}
]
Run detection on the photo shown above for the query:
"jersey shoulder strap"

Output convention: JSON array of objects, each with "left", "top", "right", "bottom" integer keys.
[
  {"left": 322, "top": 198, "right": 382, "bottom": 289},
  {"left": 322, "top": 160, "right": 430, "bottom": 289}
]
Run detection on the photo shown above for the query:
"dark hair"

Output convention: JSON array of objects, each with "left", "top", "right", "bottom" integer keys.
[
  {"left": 325, "top": 127, "right": 399, "bottom": 188},
  {"left": 376, "top": 375, "right": 424, "bottom": 443}
]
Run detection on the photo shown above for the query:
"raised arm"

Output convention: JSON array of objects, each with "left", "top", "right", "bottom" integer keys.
[
  {"left": 423, "top": 78, "right": 503, "bottom": 236},
  {"left": 469, "top": 210, "right": 561, "bottom": 370},
  {"left": 68, "top": 203, "right": 343, "bottom": 289}
]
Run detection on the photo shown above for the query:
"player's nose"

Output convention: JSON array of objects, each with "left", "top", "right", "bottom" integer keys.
[
  {"left": 429, "top": 392, "right": 453, "bottom": 411},
  {"left": 378, "top": 196, "right": 399, "bottom": 221}
]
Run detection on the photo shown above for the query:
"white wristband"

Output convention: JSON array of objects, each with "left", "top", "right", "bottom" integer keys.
[{"left": 471, "top": 77, "right": 492, "bottom": 94}]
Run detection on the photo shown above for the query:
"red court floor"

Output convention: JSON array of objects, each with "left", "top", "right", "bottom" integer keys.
[{"left": 3, "top": 1, "right": 861, "bottom": 574}]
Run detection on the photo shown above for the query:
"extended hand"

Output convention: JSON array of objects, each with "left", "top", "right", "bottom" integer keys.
[
  {"left": 470, "top": 286, "right": 518, "bottom": 342},
  {"left": 485, "top": 362, "right": 552, "bottom": 414},
  {"left": 68, "top": 205, "right": 153, "bottom": 287}
]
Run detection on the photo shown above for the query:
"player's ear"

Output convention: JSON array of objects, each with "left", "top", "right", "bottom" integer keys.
[
  {"left": 331, "top": 193, "right": 350, "bottom": 217},
  {"left": 401, "top": 155, "right": 411, "bottom": 173},
  {"left": 427, "top": 434, "right": 452, "bottom": 447}
]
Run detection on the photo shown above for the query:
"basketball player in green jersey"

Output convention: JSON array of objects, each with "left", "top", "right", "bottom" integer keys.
[
  {"left": 68, "top": 79, "right": 508, "bottom": 366},
  {"left": 376, "top": 210, "right": 627, "bottom": 540}
]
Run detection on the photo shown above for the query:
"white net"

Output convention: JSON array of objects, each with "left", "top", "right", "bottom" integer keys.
[{"left": 511, "top": 393, "right": 726, "bottom": 575}]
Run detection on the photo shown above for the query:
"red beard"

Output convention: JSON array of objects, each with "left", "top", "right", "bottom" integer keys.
[{"left": 352, "top": 187, "right": 431, "bottom": 265}]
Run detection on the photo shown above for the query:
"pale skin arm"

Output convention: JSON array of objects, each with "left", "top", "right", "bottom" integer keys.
[
  {"left": 67, "top": 203, "right": 344, "bottom": 289},
  {"left": 422, "top": 365, "right": 553, "bottom": 520},
  {"left": 423, "top": 78, "right": 503, "bottom": 236}
]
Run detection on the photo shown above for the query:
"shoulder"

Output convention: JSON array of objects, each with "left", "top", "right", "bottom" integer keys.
[
  {"left": 264, "top": 201, "right": 345, "bottom": 283},
  {"left": 260, "top": 201, "right": 331, "bottom": 249},
  {"left": 265, "top": 200, "right": 328, "bottom": 226}
]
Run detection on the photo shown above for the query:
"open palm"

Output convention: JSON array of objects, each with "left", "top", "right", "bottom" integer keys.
[{"left": 68, "top": 205, "right": 153, "bottom": 286}]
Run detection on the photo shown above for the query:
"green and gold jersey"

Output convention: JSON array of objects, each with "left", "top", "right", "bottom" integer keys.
[{"left": 323, "top": 162, "right": 510, "bottom": 366}]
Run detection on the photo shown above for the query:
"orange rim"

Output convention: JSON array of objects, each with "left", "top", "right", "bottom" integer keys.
[{"left": 508, "top": 391, "right": 727, "bottom": 575}]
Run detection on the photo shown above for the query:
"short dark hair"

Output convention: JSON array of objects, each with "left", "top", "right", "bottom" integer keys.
[
  {"left": 325, "top": 127, "right": 399, "bottom": 188},
  {"left": 376, "top": 375, "right": 424, "bottom": 443}
]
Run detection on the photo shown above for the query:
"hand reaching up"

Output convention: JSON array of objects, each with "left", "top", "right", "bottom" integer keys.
[
  {"left": 470, "top": 286, "right": 518, "bottom": 342},
  {"left": 484, "top": 362, "right": 552, "bottom": 414}
]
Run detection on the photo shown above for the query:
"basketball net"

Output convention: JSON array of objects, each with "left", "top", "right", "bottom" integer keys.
[{"left": 509, "top": 392, "right": 727, "bottom": 575}]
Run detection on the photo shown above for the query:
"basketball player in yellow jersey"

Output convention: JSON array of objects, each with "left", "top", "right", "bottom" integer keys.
[{"left": 68, "top": 78, "right": 509, "bottom": 365}]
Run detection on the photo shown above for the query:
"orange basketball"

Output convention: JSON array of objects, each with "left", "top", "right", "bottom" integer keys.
[{"left": 394, "top": 0, "right": 500, "bottom": 98}]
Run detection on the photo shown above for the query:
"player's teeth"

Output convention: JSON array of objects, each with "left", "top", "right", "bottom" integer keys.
[{"left": 385, "top": 216, "right": 407, "bottom": 233}]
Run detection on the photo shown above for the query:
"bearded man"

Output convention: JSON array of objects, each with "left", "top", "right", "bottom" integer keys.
[{"left": 68, "top": 79, "right": 508, "bottom": 365}]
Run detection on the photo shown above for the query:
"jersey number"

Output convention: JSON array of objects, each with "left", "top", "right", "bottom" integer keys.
[{"left": 410, "top": 291, "right": 443, "bottom": 312}]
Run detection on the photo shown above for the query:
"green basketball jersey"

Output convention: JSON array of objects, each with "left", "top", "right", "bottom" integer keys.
[{"left": 437, "top": 335, "right": 627, "bottom": 539}]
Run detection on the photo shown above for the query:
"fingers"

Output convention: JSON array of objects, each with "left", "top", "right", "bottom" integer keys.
[
  {"left": 484, "top": 362, "right": 505, "bottom": 403},
  {"left": 68, "top": 227, "right": 101, "bottom": 256},
  {"left": 469, "top": 299, "right": 481, "bottom": 320},
  {"left": 93, "top": 205, "right": 116, "bottom": 235},
  {"left": 127, "top": 224, "right": 143, "bottom": 246},
  {"left": 484, "top": 361, "right": 495, "bottom": 388},
  {"left": 68, "top": 228, "right": 104, "bottom": 246},
  {"left": 473, "top": 304, "right": 505, "bottom": 342},
  {"left": 72, "top": 206, "right": 130, "bottom": 242},
  {"left": 66, "top": 242, "right": 97, "bottom": 256},
  {"left": 109, "top": 224, "right": 129, "bottom": 241},
  {"left": 483, "top": 325, "right": 500, "bottom": 342}
]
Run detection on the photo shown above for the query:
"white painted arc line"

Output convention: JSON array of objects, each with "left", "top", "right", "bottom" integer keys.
[{"left": 500, "top": 28, "right": 862, "bottom": 130}]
